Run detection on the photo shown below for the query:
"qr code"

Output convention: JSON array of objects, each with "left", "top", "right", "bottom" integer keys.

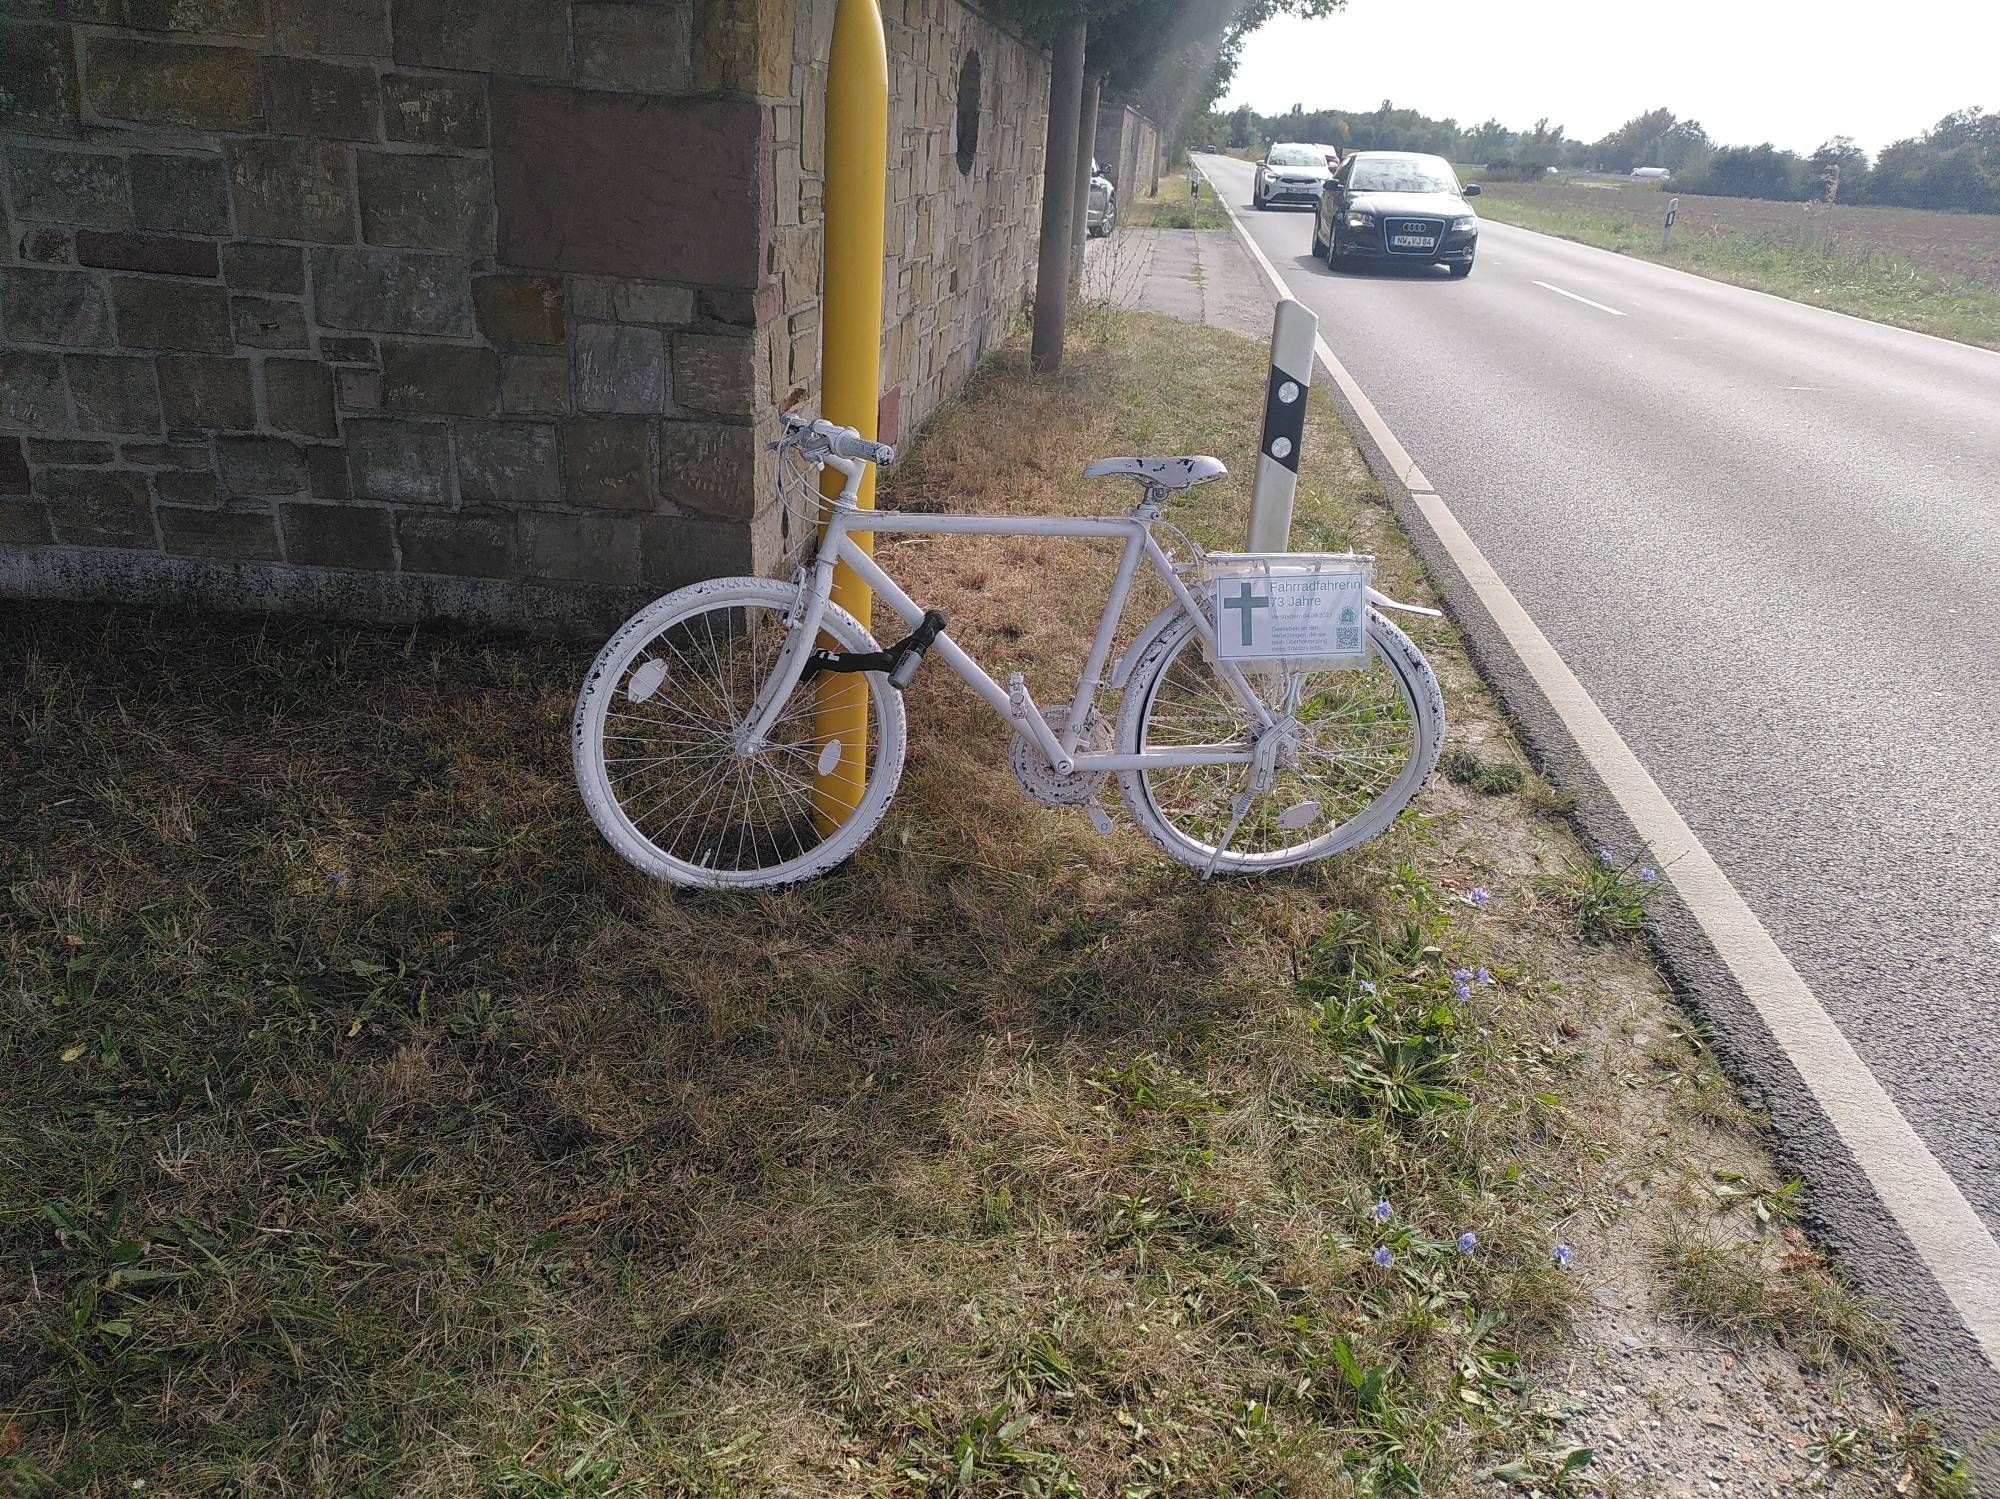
[{"left": 1336, "top": 626, "right": 1361, "bottom": 650}]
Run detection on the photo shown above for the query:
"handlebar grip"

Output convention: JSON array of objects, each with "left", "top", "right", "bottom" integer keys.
[{"left": 826, "top": 428, "right": 895, "bottom": 466}]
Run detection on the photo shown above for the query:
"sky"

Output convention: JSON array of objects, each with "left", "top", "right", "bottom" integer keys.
[{"left": 1221, "top": 0, "right": 2000, "bottom": 157}]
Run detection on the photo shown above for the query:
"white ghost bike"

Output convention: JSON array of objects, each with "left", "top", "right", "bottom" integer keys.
[{"left": 573, "top": 414, "right": 1444, "bottom": 888}]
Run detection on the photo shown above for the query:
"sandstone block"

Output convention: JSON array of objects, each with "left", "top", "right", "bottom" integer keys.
[
  {"left": 311, "top": 248, "right": 472, "bottom": 335},
  {"left": 130, "top": 153, "right": 229, "bottom": 235},
  {"left": 282, "top": 501, "right": 396, "bottom": 569}
]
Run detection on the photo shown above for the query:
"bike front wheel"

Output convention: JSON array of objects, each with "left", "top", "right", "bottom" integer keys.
[
  {"left": 1116, "top": 608, "right": 1443, "bottom": 873},
  {"left": 573, "top": 577, "right": 907, "bottom": 888}
]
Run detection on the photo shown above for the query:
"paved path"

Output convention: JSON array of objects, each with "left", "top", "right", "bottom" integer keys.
[
  {"left": 1082, "top": 226, "right": 1271, "bottom": 339},
  {"left": 1187, "top": 151, "right": 2000, "bottom": 1435}
]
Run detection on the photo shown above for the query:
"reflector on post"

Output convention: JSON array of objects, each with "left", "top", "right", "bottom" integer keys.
[{"left": 1247, "top": 298, "right": 1317, "bottom": 552}]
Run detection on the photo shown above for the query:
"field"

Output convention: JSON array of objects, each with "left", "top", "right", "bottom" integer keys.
[
  {"left": 1466, "top": 174, "right": 2000, "bottom": 347},
  {"left": 1, "top": 308, "right": 1968, "bottom": 1497}
]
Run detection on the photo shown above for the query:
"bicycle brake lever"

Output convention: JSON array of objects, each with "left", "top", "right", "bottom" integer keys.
[{"left": 1366, "top": 587, "right": 1442, "bottom": 618}]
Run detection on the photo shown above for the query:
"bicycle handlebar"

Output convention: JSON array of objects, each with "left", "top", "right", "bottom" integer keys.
[{"left": 781, "top": 413, "right": 896, "bottom": 467}]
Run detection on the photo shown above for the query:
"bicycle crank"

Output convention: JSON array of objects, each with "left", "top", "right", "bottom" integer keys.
[{"left": 1010, "top": 705, "right": 1110, "bottom": 808}]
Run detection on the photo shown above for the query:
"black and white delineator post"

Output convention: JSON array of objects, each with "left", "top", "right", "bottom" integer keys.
[{"left": 1248, "top": 298, "right": 1318, "bottom": 551}]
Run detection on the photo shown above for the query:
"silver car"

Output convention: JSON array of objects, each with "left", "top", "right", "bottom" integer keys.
[
  {"left": 1253, "top": 142, "right": 1334, "bottom": 210},
  {"left": 1087, "top": 159, "right": 1115, "bottom": 237}
]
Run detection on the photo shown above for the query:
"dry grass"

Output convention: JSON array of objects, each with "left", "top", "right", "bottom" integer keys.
[
  {"left": 0, "top": 310, "right": 1945, "bottom": 1497},
  {"left": 1118, "top": 172, "right": 1230, "bottom": 232}
]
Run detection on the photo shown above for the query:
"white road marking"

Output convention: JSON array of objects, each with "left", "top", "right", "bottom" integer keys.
[
  {"left": 1533, "top": 279, "right": 1626, "bottom": 316},
  {"left": 1198, "top": 154, "right": 2000, "bottom": 1373},
  {"left": 1480, "top": 216, "right": 2000, "bottom": 362}
]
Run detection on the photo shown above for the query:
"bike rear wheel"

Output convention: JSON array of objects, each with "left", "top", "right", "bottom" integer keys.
[
  {"left": 573, "top": 577, "right": 906, "bottom": 887},
  {"left": 1117, "top": 608, "right": 1442, "bottom": 873}
]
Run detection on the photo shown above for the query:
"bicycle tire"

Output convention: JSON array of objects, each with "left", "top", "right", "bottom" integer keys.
[
  {"left": 1116, "top": 607, "right": 1443, "bottom": 873},
  {"left": 573, "top": 577, "right": 907, "bottom": 888}
]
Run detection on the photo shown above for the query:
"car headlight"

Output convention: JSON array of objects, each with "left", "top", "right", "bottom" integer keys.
[
  {"left": 1450, "top": 215, "right": 1476, "bottom": 231},
  {"left": 1344, "top": 210, "right": 1373, "bottom": 228}
]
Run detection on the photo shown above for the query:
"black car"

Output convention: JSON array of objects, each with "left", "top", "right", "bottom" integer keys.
[{"left": 1311, "top": 151, "right": 1480, "bottom": 277}]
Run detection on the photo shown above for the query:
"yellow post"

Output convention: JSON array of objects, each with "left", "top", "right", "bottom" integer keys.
[{"left": 813, "top": 0, "right": 888, "bottom": 830}]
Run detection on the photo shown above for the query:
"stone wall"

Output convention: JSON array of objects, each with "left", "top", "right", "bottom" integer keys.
[
  {"left": 0, "top": 0, "right": 1051, "bottom": 634},
  {"left": 1095, "top": 101, "right": 1160, "bottom": 206},
  {"left": 772, "top": 0, "right": 1048, "bottom": 456}
]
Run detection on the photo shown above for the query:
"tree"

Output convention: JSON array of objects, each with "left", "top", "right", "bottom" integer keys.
[
  {"left": 1465, "top": 117, "right": 1511, "bottom": 161},
  {"left": 1918, "top": 144, "right": 1997, "bottom": 212},
  {"left": 1657, "top": 117, "right": 1710, "bottom": 171},
  {"left": 985, "top": 0, "right": 1347, "bottom": 371},
  {"left": 1677, "top": 143, "right": 1812, "bottom": 201},
  {"left": 1591, "top": 108, "right": 1708, "bottom": 173},
  {"left": 1514, "top": 116, "right": 1564, "bottom": 174},
  {"left": 990, "top": 0, "right": 1347, "bottom": 148},
  {"left": 1808, "top": 135, "right": 1868, "bottom": 201},
  {"left": 1810, "top": 135, "right": 1868, "bottom": 177},
  {"left": 1853, "top": 106, "right": 1997, "bottom": 211}
]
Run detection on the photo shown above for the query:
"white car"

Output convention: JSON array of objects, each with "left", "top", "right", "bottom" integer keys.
[{"left": 1253, "top": 142, "right": 1334, "bottom": 209}]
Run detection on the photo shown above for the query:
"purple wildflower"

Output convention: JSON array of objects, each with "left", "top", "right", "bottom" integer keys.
[
  {"left": 1469, "top": 887, "right": 1491, "bottom": 907},
  {"left": 1372, "top": 1199, "right": 1392, "bottom": 1223},
  {"left": 1452, "top": 966, "right": 1473, "bottom": 982},
  {"left": 1553, "top": 1242, "right": 1574, "bottom": 1270},
  {"left": 1359, "top": 980, "right": 1378, "bottom": 995},
  {"left": 1639, "top": 866, "right": 1657, "bottom": 883},
  {"left": 1457, "top": 1231, "right": 1478, "bottom": 1254},
  {"left": 1598, "top": 848, "right": 1614, "bottom": 865},
  {"left": 1372, "top": 1246, "right": 1393, "bottom": 1268},
  {"left": 1475, "top": 966, "right": 1492, "bottom": 984},
  {"left": 1453, "top": 981, "right": 1472, "bottom": 1002}
]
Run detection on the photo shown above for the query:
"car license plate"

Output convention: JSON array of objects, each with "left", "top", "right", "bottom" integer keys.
[{"left": 1392, "top": 234, "right": 1436, "bottom": 249}]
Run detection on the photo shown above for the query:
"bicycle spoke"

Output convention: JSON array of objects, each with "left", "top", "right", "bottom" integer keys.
[
  {"left": 1132, "top": 619, "right": 1425, "bottom": 864},
  {"left": 582, "top": 589, "right": 898, "bottom": 881}
]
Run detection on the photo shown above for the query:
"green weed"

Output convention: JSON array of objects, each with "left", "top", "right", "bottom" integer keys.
[
  {"left": 1536, "top": 852, "right": 1654, "bottom": 943},
  {"left": 1661, "top": 1228, "right": 1882, "bottom": 1370},
  {"left": 1440, "top": 748, "right": 1524, "bottom": 796}
]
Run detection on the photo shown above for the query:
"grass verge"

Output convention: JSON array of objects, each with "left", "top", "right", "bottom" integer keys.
[
  {"left": 1118, "top": 171, "right": 1230, "bottom": 231},
  {"left": 0, "top": 309, "right": 1962, "bottom": 1496},
  {"left": 1471, "top": 183, "right": 2000, "bottom": 350}
]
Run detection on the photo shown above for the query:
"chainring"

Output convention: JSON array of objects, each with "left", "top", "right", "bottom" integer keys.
[{"left": 1010, "top": 704, "right": 1111, "bottom": 806}]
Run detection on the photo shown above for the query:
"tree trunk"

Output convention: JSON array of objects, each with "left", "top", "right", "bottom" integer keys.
[
  {"left": 1069, "top": 74, "right": 1101, "bottom": 294},
  {"left": 1030, "top": 20, "right": 1085, "bottom": 374}
]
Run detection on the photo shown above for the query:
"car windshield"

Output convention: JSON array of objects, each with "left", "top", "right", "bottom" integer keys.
[
  {"left": 1349, "top": 157, "right": 1459, "bottom": 194},
  {"left": 1267, "top": 146, "right": 1324, "bottom": 169}
]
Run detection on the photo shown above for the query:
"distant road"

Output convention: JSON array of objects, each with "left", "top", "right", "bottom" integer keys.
[{"left": 1191, "top": 152, "right": 2000, "bottom": 1409}]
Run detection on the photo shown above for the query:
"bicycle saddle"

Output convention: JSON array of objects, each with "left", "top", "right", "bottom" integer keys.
[{"left": 1082, "top": 455, "right": 1227, "bottom": 491}]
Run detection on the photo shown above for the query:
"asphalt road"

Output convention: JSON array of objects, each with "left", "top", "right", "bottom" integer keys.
[{"left": 1194, "top": 153, "right": 2000, "bottom": 1391}]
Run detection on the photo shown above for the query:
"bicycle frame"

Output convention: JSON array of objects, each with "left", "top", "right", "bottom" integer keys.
[{"left": 738, "top": 462, "right": 1273, "bottom": 776}]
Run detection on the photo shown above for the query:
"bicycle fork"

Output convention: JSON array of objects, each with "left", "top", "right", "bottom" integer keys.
[
  {"left": 1200, "top": 675, "right": 1307, "bottom": 878},
  {"left": 732, "top": 559, "right": 949, "bottom": 761}
]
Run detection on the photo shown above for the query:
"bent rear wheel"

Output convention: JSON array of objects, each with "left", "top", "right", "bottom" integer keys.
[
  {"left": 573, "top": 577, "right": 906, "bottom": 888},
  {"left": 1117, "top": 608, "right": 1442, "bottom": 873}
]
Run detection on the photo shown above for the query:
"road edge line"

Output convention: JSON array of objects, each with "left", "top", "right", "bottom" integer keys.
[{"left": 1195, "top": 154, "right": 2000, "bottom": 1377}]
